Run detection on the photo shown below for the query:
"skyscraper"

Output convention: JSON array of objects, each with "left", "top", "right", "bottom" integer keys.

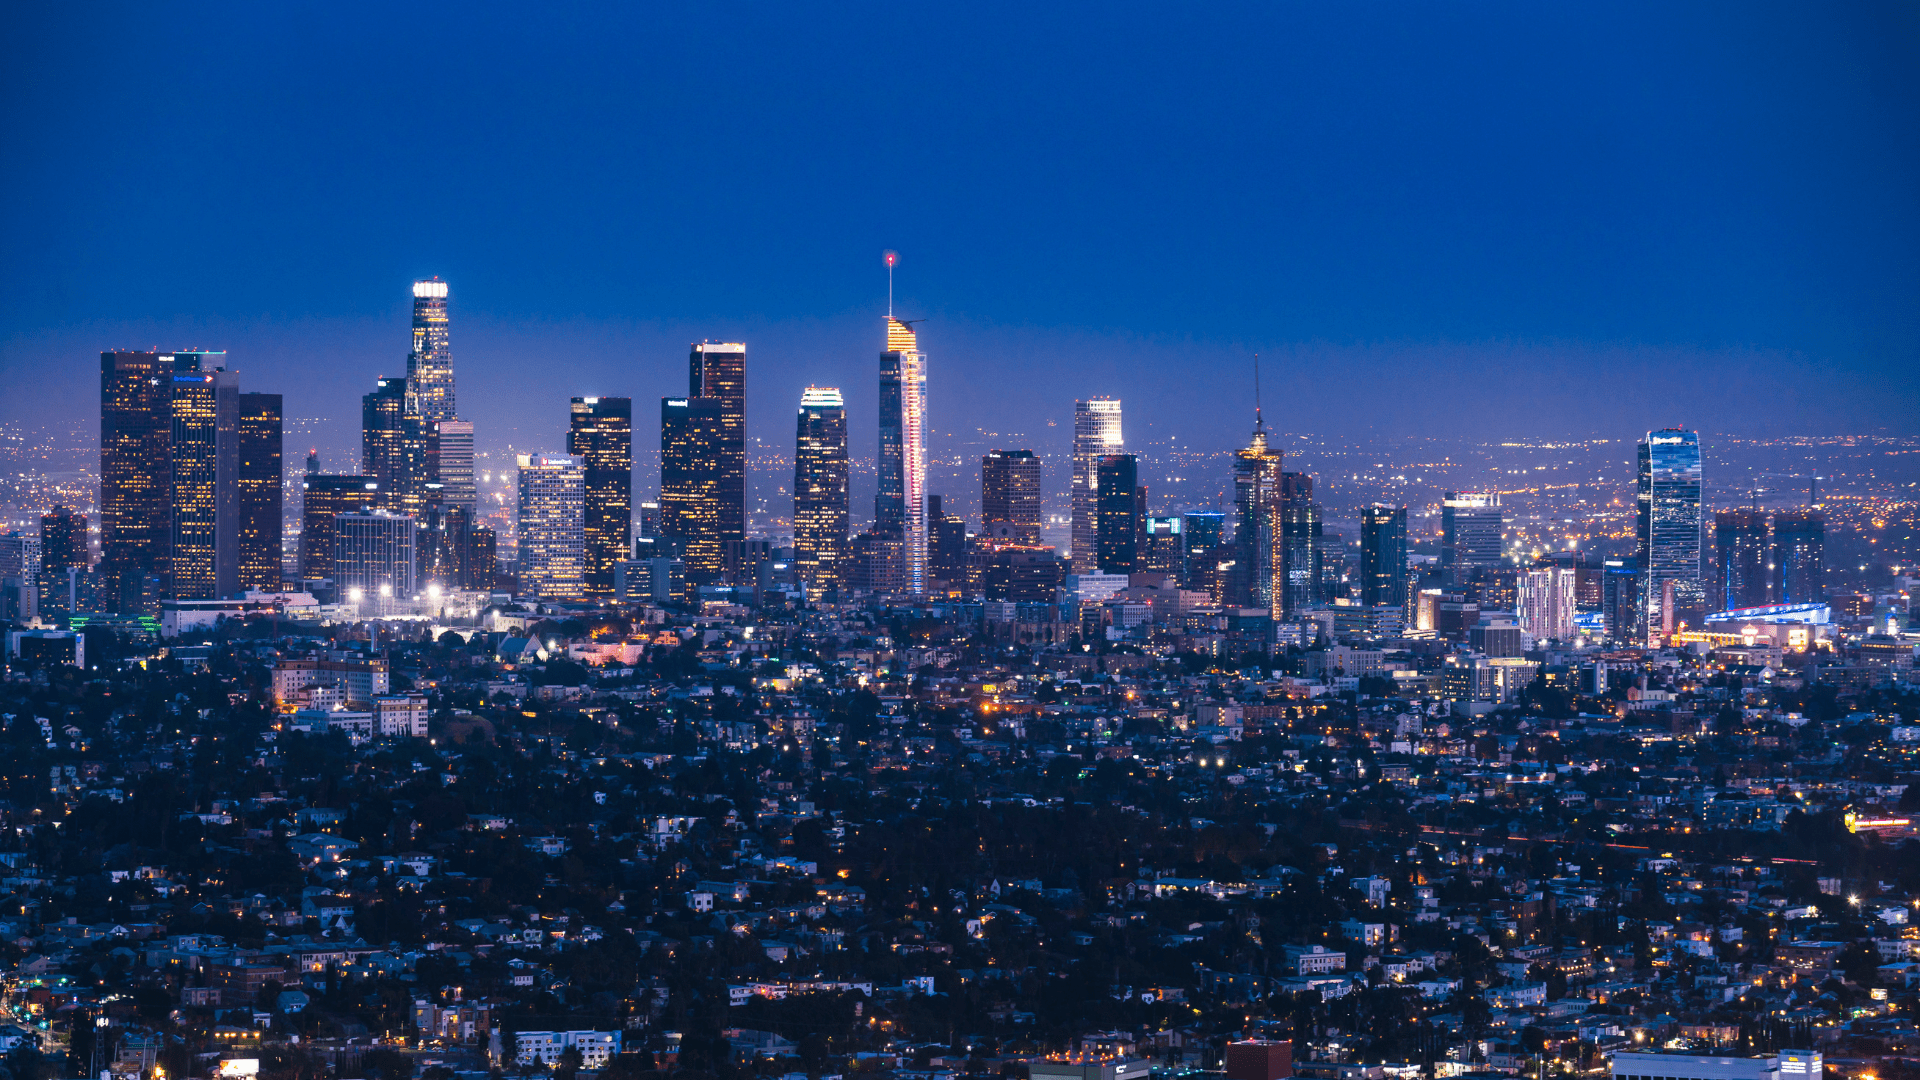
[
  {"left": 407, "top": 279, "right": 456, "bottom": 424},
  {"left": 660, "top": 397, "right": 726, "bottom": 578},
  {"left": 363, "top": 376, "right": 430, "bottom": 516},
  {"left": 1637, "top": 428, "right": 1704, "bottom": 642},
  {"left": 38, "top": 506, "right": 87, "bottom": 616},
  {"left": 981, "top": 449, "right": 1042, "bottom": 545},
  {"left": 1095, "top": 454, "right": 1142, "bottom": 575},
  {"left": 1143, "top": 516, "right": 1183, "bottom": 576},
  {"left": 1232, "top": 424, "right": 1284, "bottom": 614},
  {"left": 689, "top": 342, "right": 747, "bottom": 547},
  {"left": 1442, "top": 492, "right": 1504, "bottom": 571},
  {"left": 99, "top": 350, "right": 228, "bottom": 609},
  {"left": 1280, "top": 502, "right": 1324, "bottom": 616},
  {"left": 569, "top": 397, "right": 632, "bottom": 598},
  {"left": 877, "top": 317, "right": 928, "bottom": 594},
  {"left": 1518, "top": 567, "right": 1578, "bottom": 643},
  {"left": 1772, "top": 508, "right": 1825, "bottom": 606},
  {"left": 1714, "top": 507, "right": 1771, "bottom": 611},
  {"left": 794, "top": 386, "right": 849, "bottom": 590},
  {"left": 168, "top": 365, "right": 240, "bottom": 600},
  {"left": 516, "top": 454, "right": 585, "bottom": 601},
  {"left": 1071, "top": 398, "right": 1124, "bottom": 573},
  {"left": 1360, "top": 504, "right": 1408, "bottom": 610},
  {"left": 434, "top": 420, "right": 476, "bottom": 515},
  {"left": 237, "top": 392, "right": 283, "bottom": 592},
  {"left": 300, "top": 475, "right": 379, "bottom": 583},
  {"left": 333, "top": 511, "right": 417, "bottom": 601}
]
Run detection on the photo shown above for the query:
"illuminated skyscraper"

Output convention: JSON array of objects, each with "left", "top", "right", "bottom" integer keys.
[
  {"left": 660, "top": 397, "right": 726, "bottom": 578},
  {"left": 1071, "top": 398, "right": 1124, "bottom": 573},
  {"left": 516, "top": 454, "right": 585, "bottom": 601},
  {"left": 407, "top": 279, "right": 456, "bottom": 423},
  {"left": 794, "top": 386, "right": 849, "bottom": 590},
  {"left": 569, "top": 397, "right": 632, "bottom": 598},
  {"left": 1360, "top": 504, "right": 1408, "bottom": 610},
  {"left": 300, "top": 475, "right": 379, "bottom": 583},
  {"left": 1713, "top": 508, "right": 1771, "bottom": 611},
  {"left": 1518, "top": 567, "right": 1578, "bottom": 642},
  {"left": 689, "top": 342, "right": 746, "bottom": 547},
  {"left": 1637, "top": 428, "right": 1704, "bottom": 642},
  {"left": 1232, "top": 423, "right": 1284, "bottom": 614},
  {"left": 877, "top": 317, "right": 928, "bottom": 594},
  {"left": 363, "top": 376, "right": 430, "bottom": 516},
  {"left": 1095, "top": 454, "right": 1143, "bottom": 575},
  {"left": 237, "top": 392, "right": 283, "bottom": 591},
  {"left": 333, "top": 510, "right": 417, "bottom": 601},
  {"left": 1772, "top": 508, "right": 1824, "bottom": 605},
  {"left": 100, "top": 350, "right": 225, "bottom": 609},
  {"left": 1280, "top": 501, "right": 1324, "bottom": 616},
  {"left": 981, "top": 449, "right": 1042, "bottom": 545},
  {"left": 1442, "top": 492, "right": 1504, "bottom": 570},
  {"left": 434, "top": 420, "right": 476, "bottom": 515},
  {"left": 168, "top": 365, "right": 240, "bottom": 600},
  {"left": 37, "top": 506, "right": 87, "bottom": 616}
]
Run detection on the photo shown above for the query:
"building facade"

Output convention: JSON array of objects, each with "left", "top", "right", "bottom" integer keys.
[
  {"left": 1638, "top": 428, "right": 1704, "bottom": 642},
  {"left": 516, "top": 455, "right": 586, "bottom": 601},
  {"left": 982, "top": 449, "right": 1042, "bottom": 545},
  {"left": 363, "top": 376, "right": 430, "bottom": 517},
  {"left": 1360, "top": 504, "right": 1408, "bottom": 611},
  {"left": 1442, "top": 492, "right": 1504, "bottom": 571},
  {"left": 1714, "top": 508, "right": 1771, "bottom": 611},
  {"left": 1772, "top": 508, "right": 1824, "bottom": 605},
  {"left": 794, "top": 387, "right": 849, "bottom": 591},
  {"left": 568, "top": 397, "right": 632, "bottom": 598},
  {"left": 168, "top": 366, "right": 240, "bottom": 600},
  {"left": 1232, "top": 426, "right": 1284, "bottom": 615},
  {"left": 660, "top": 397, "right": 726, "bottom": 578},
  {"left": 689, "top": 342, "right": 747, "bottom": 549},
  {"left": 1071, "top": 398, "right": 1124, "bottom": 573},
  {"left": 877, "top": 318, "right": 928, "bottom": 594},
  {"left": 406, "top": 279, "right": 456, "bottom": 424},
  {"left": 332, "top": 511, "right": 417, "bottom": 600},
  {"left": 237, "top": 392, "right": 283, "bottom": 591},
  {"left": 299, "top": 475, "right": 379, "bottom": 584},
  {"left": 433, "top": 419, "right": 476, "bottom": 515},
  {"left": 1095, "top": 454, "right": 1142, "bottom": 575}
]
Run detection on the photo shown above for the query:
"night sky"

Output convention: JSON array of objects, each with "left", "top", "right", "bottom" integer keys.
[{"left": 4, "top": 3, "right": 1918, "bottom": 464}]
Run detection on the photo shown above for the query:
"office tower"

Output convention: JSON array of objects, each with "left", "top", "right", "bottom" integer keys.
[
  {"left": 300, "top": 476, "right": 379, "bottom": 583},
  {"left": 568, "top": 397, "right": 633, "bottom": 598},
  {"left": 1637, "top": 428, "right": 1704, "bottom": 642},
  {"left": 434, "top": 420, "right": 476, "bottom": 514},
  {"left": 927, "top": 494, "right": 969, "bottom": 592},
  {"left": 794, "top": 387, "right": 849, "bottom": 591},
  {"left": 1232, "top": 424, "right": 1284, "bottom": 614},
  {"left": 168, "top": 365, "right": 240, "bottom": 600},
  {"left": 660, "top": 397, "right": 726, "bottom": 578},
  {"left": 1714, "top": 508, "right": 1771, "bottom": 611},
  {"left": 877, "top": 317, "right": 929, "bottom": 594},
  {"left": 1773, "top": 509, "right": 1825, "bottom": 606},
  {"left": 1441, "top": 492, "right": 1504, "bottom": 570},
  {"left": 1281, "top": 502, "right": 1324, "bottom": 616},
  {"left": 333, "top": 511, "right": 417, "bottom": 601},
  {"left": 100, "top": 350, "right": 235, "bottom": 609},
  {"left": 1518, "top": 567, "right": 1578, "bottom": 642},
  {"left": 1071, "top": 398, "right": 1124, "bottom": 573},
  {"left": 469, "top": 523, "right": 499, "bottom": 591},
  {"left": 984, "top": 546, "right": 1064, "bottom": 603},
  {"left": 37, "top": 507, "right": 87, "bottom": 616},
  {"left": 306, "top": 449, "right": 320, "bottom": 475},
  {"left": 406, "top": 279, "right": 456, "bottom": 423},
  {"left": 516, "top": 454, "right": 585, "bottom": 601},
  {"left": 237, "top": 392, "right": 283, "bottom": 591},
  {"left": 1360, "top": 504, "right": 1408, "bottom": 610},
  {"left": 690, "top": 342, "right": 747, "bottom": 547},
  {"left": 1178, "top": 510, "right": 1225, "bottom": 593},
  {"left": 1094, "top": 454, "right": 1142, "bottom": 575},
  {"left": 636, "top": 501, "right": 663, "bottom": 541},
  {"left": 1143, "top": 516, "right": 1183, "bottom": 576},
  {"left": 363, "top": 376, "right": 430, "bottom": 516},
  {"left": 982, "top": 449, "right": 1042, "bottom": 544}
]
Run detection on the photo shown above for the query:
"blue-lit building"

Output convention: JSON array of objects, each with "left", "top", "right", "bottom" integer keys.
[{"left": 1637, "top": 428, "right": 1703, "bottom": 643}]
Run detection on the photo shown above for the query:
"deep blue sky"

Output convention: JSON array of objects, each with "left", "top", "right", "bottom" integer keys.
[{"left": 4, "top": 2, "right": 1918, "bottom": 467}]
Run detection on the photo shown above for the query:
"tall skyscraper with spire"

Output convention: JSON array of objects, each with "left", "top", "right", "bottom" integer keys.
[
  {"left": 1232, "top": 415, "right": 1284, "bottom": 616},
  {"left": 1071, "top": 398, "right": 1124, "bottom": 573},
  {"left": 407, "top": 279, "right": 456, "bottom": 423},
  {"left": 876, "top": 256, "right": 928, "bottom": 595}
]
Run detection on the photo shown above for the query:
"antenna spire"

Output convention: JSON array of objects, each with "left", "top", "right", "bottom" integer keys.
[
  {"left": 1253, "top": 352, "right": 1265, "bottom": 434},
  {"left": 884, "top": 250, "right": 898, "bottom": 318}
]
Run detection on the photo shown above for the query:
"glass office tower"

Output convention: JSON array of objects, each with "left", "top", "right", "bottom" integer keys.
[
  {"left": 569, "top": 397, "right": 632, "bottom": 598},
  {"left": 516, "top": 454, "right": 585, "bottom": 601},
  {"left": 982, "top": 449, "right": 1042, "bottom": 545},
  {"left": 1772, "top": 508, "right": 1825, "bottom": 605},
  {"left": 661, "top": 396, "right": 727, "bottom": 578},
  {"left": 237, "top": 392, "right": 283, "bottom": 591},
  {"left": 1232, "top": 424, "right": 1284, "bottom": 614},
  {"left": 1071, "top": 398, "right": 1124, "bottom": 573},
  {"left": 1361, "top": 504, "right": 1408, "bottom": 610},
  {"left": 794, "top": 387, "right": 849, "bottom": 590},
  {"left": 1714, "top": 507, "right": 1771, "bottom": 611},
  {"left": 1095, "top": 453, "right": 1142, "bottom": 574},
  {"left": 689, "top": 342, "right": 747, "bottom": 547},
  {"left": 877, "top": 318, "right": 928, "bottom": 594},
  {"left": 407, "top": 279, "right": 456, "bottom": 424},
  {"left": 1637, "top": 428, "right": 1703, "bottom": 642},
  {"left": 363, "top": 376, "right": 430, "bottom": 516}
]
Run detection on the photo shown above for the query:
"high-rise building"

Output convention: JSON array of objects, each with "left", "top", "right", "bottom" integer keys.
[
  {"left": 1442, "top": 492, "right": 1504, "bottom": 570},
  {"left": 982, "top": 449, "right": 1042, "bottom": 545},
  {"left": 407, "top": 279, "right": 456, "bottom": 423},
  {"left": 877, "top": 318, "right": 928, "bottom": 594},
  {"left": 1071, "top": 398, "right": 1124, "bottom": 573},
  {"left": 300, "top": 475, "right": 379, "bottom": 583},
  {"left": 1360, "top": 505, "right": 1408, "bottom": 610},
  {"left": 927, "top": 494, "right": 970, "bottom": 594},
  {"left": 1714, "top": 508, "right": 1771, "bottom": 611},
  {"left": 168, "top": 366, "right": 240, "bottom": 600},
  {"left": 516, "top": 454, "right": 585, "bottom": 601},
  {"left": 689, "top": 342, "right": 747, "bottom": 547},
  {"left": 1518, "top": 567, "right": 1578, "bottom": 642},
  {"left": 237, "top": 392, "right": 283, "bottom": 591},
  {"left": 660, "top": 397, "right": 726, "bottom": 578},
  {"left": 1181, "top": 510, "right": 1226, "bottom": 594},
  {"left": 1143, "top": 516, "right": 1183, "bottom": 576},
  {"left": 1281, "top": 502, "right": 1324, "bottom": 616},
  {"left": 568, "top": 397, "right": 632, "bottom": 598},
  {"left": 636, "top": 501, "right": 663, "bottom": 541},
  {"left": 434, "top": 420, "right": 476, "bottom": 515},
  {"left": 333, "top": 510, "right": 417, "bottom": 601},
  {"left": 1772, "top": 508, "right": 1824, "bottom": 606},
  {"left": 37, "top": 507, "right": 88, "bottom": 616},
  {"left": 1095, "top": 454, "right": 1142, "bottom": 575},
  {"left": 1637, "top": 428, "right": 1703, "bottom": 642},
  {"left": 363, "top": 376, "right": 430, "bottom": 516},
  {"left": 794, "top": 387, "right": 849, "bottom": 591},
  {"left": 1232, "top": 425, "right": 1284, "bottom": 614},
  {"left": 100, "top": 350, "right": 240, "bottom": 609}
]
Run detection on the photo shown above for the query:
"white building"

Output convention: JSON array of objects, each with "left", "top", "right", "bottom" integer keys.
[
  {"left": 1611, "top": 1051, "right": 1820, "bottom": 1080},
  {"left": 1518, "top": 567, "right": 1578, "bottom": 643},
  {"left": 373, "top": 694, "right": 429, "bottom": 738},
  {"left": 513, "top": 1031, "right": 620, "bottom": 1068}
]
